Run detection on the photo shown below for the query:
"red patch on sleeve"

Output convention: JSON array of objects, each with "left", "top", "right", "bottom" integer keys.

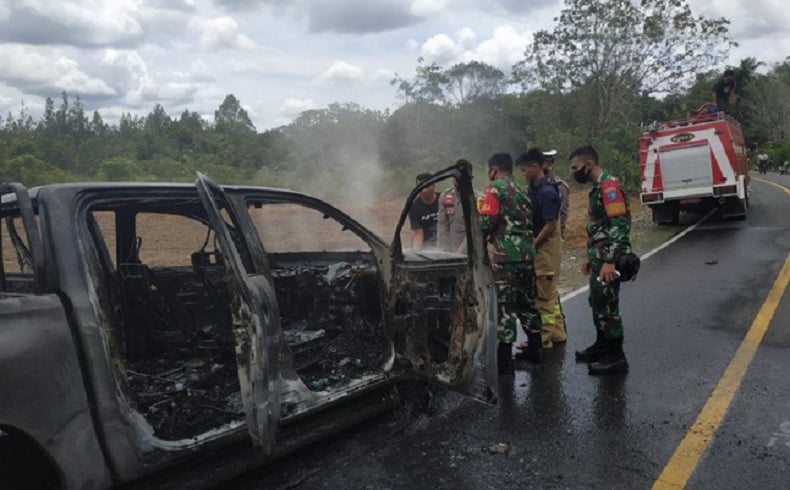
[
  {"left": 601, "top": 181, "right": 626, "bottom": 217},
  {"left": 478, "top": 185, "right": 499, "bottom": 216}
]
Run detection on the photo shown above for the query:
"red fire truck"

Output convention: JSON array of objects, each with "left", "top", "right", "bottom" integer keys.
[{"left": 639, "top": 104, "right": 749, "bottom": 224}]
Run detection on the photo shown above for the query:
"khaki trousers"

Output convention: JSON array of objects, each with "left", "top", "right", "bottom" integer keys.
[{"left": 536, "top": 273, "right": 567, "bottom": 348}]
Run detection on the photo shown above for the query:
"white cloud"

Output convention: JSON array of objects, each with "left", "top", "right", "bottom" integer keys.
[
  {"left": 457, "top": 27, "right": 477, "bottom": 50},
  {"left": 0, "top": 44, "right": 114, "bottom": 97},
  {"left": 420, "top": 25, "right": 528, "bottom": 69},
  {"left": 279, "top": 97, "right": 315, "bottom": 118},
  {"left": 0, "top": 0, "right": 144, "bottom": 46},
  {"left": 196, "top": 16, "right": 257, "bottom": 50},
  {"left": 410, "top": 0, "right": 450, "bottom": 17},
  {"left": 317, "top": 60, "right": 365, "bottom": 85},
  {"left": 690, "top": 0, "right": 790, "bottom": 40},
  {"left": 421, "top": 33, "right": 459, "bottom": 65},
  {"left": 372, "top": 68, "right": 396, "bottom": 82},
  {"left": 472, "top": 25, "right": 528, "bottom": 68},
  {"left": 0, "top": 0, "right": 789, "bottom": 131},
  {"left": 97, "top": 49, "right": 200, "bottom": 109}
]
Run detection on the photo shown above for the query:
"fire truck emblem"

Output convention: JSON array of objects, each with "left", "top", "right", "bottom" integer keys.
[{"left": 670, "top": 132, "right": 695, "bottom": 143}]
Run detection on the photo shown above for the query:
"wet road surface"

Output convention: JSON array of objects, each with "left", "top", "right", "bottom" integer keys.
[{"left": 227, "top": 175, "right": 790, "bottom": 489}]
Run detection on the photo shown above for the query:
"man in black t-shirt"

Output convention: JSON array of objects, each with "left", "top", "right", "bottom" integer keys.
[
  {"left": 409, "top": 173, "right": 439, "bottom": 250},
  {"left": 712, "top": 69, "right": 736, "bottom": 113}
]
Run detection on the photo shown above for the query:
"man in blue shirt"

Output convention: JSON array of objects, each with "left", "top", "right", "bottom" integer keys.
[{"left": 516, "top": 148, "right": 565, "bottom": 350}]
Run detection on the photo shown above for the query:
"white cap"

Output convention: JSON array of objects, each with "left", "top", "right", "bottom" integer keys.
[{"left": 543, "top": 149, "right": 558, "bottom": 157}]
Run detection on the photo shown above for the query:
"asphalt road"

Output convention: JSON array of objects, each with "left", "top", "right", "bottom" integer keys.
[{"left": 227, "top": 174, "right": 790, "bottom": 490}]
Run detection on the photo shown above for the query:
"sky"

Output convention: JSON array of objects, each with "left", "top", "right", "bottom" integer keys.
[{"left": 1, "top": 0, "right": 788, "bottom": 131}]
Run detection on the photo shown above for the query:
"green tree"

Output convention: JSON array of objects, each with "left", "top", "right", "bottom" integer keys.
[
  {"left": 214, "top": 94, "right": 256, "bottom": 134},
  {"left": 513, "top": 0, "right": 734, "bottom": 138},
  {"left": 391, "top": 58, "right": 449, "bottom": 105},
  {"left": 443, "top": 61, "right": 507, "bottom": 105},
  {"left": 743, "top": 60, "right": 790, "bottom": 144}
]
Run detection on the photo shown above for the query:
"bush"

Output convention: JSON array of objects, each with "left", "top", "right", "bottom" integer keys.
[
  {"left": 1, "top": 154, "right": 70, "bottom": 187},
  {"left": 99, "top": 157, "right": 144, "bottom": 181}
]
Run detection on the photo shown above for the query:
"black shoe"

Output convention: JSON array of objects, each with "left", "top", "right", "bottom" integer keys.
[
  {"left": 575, "top": 331, "right": 607, "bottom": 363},
  {"left": 588, "top": 338, "right": 628, "bottom": 375},
  {"left": 588, "top": 351, "right": 629, "bottom": 374},
  {"left": 497, "top": 342, "right": 514, "bottom": 374}
]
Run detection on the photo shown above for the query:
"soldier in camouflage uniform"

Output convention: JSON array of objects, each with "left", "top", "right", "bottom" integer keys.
[
  {"left": 569, "top": 146, "right": 631, "bottom": 374},
  {"left": 478, "top": 153, "right": 543, "bottom": 373}
]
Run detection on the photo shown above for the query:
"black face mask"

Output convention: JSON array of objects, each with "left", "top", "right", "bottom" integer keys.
[{"left": 573, "top": 166, "right": 590, "bottom": 184}]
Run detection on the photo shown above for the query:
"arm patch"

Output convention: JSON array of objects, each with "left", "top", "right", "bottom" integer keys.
[
  {"left": 478, "top": 185, "right": 500, "bottom": 216},
  {"left": 601, "top": 181, "right": 626, "bottom": 217}
]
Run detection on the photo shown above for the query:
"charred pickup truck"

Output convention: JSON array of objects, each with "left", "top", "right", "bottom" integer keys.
[{"left": 0, "top": 163, "right": 496, "bottom": 489}]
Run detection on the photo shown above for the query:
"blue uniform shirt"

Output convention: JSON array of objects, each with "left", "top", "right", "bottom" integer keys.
[{"left": 528, "top": 176, "right": 560, "bottom": 234}]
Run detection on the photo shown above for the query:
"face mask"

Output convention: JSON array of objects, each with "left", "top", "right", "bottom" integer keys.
[{"left": 573, "top": 165, "right": 590, "bottom": 184}]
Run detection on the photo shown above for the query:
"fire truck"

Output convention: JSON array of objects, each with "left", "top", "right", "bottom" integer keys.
[{"left": 639, "top": 104, "right": 749, "bottom": 224}]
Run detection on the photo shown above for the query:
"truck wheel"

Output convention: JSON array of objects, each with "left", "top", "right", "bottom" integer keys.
[
  {"left": 735, "top": 197, "right": 748, "bottom": 221},
  {"left": 670, "top": 207, "right": 680, "bottom": 225},
  {"left": 652, "top": 203, "right": 680, "bottom": 225}
]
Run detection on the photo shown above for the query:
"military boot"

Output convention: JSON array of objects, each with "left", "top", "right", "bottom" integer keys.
[
  {"left": 574, "top": 330, "right": 608, "bottom": 363},
  {"left": 588, "top": 338, "right": 628, "bottom": 375},
  {"left": 497, "top": 342, "right": 515, "bottom": 374}
]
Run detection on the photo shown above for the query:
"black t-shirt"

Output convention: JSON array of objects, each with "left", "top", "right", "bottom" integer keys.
[
  {"left": 713, "top": 79, "right": 735, "bottom": 102},
  {"left": 528, "top": 177, "right": 560, "bottom": 234},
  {"left": 409, "top": 195, "right": 439, "bottom": 246}
]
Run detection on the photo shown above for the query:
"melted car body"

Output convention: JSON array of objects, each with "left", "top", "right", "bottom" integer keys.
[{"left": 0, "top": 162, "right": 495, "bottom": 489}]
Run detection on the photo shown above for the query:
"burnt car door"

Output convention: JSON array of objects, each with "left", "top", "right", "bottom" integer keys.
[
  {"left": 389, "top": 162, "right": 497, "bottom": 402},
  {"left": 195, "top": 173, "right": 281, "bottom": 453}
]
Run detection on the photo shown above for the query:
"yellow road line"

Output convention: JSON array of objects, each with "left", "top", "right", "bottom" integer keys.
[{"left": 653, "top": 178, "right": 790, "bottom": 489}]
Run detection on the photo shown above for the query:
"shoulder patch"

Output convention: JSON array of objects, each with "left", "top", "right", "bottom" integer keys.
[
  {"left": 600, "top": 180, "right": 626, "bottom": 217},
  {"left": 478, "top": 185, "right": 500, "bottom": 216}
]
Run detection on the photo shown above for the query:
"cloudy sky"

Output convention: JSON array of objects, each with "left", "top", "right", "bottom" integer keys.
[{"left": 1, "top": 0, "right": 788, "bottom": 130}]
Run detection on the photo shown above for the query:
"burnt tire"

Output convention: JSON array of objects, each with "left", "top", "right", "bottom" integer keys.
[{"left": 0, "top": 428, "right": 62, "bottom": 490}]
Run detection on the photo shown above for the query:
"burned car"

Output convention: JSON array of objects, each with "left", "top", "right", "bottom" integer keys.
[{"left": 0, "top": 163, "right": 496, "bottom": 489}]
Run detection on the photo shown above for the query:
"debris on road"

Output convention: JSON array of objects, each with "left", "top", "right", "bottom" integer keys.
[{"left": 484, "top": 442, "right": 511, "bottom": 455}]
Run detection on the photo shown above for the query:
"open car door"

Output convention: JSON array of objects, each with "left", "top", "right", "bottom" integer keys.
[
  {"left": 195, "top": 173, "right": 281, "bottom": 454},
  {"left": 389, "top": 162, "right": 497, "bottom": 402}
]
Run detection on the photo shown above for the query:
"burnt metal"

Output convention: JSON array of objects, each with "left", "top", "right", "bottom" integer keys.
[
  {"left": 0, "top": 168, "right": 495, "bottom": 489},
  {"left": 271, "top": 257, "right": 388, "bottom": 392},
  {"left": 0, "top": 183, "right": 45, "bottom": 294}
]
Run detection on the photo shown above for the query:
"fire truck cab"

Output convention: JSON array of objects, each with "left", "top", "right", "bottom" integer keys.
[{"left": 639, "top": 105, "right": 749, "bottom": 224}]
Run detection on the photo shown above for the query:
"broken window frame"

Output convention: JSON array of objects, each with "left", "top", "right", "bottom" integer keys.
[{"left": 0, "top": 183, "right": 45, "bottom": 294}]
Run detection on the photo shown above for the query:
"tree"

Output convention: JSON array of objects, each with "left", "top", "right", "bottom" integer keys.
[
  {"left": 391, "top": 58, "right": 449, "bottom": 105},
  {"left": 743, "top": 60, "right": 790, "bottom": 144},
  {"left": 214, "top": 94, "right": 256, "bottom": 134},
  {"left": 443, "top": 61, "right": 507, "bottom": 105},
  {"left": 392, "top": 59, "right": 507, "bottom": 106},
  {"left": 513, "top": 0, "right": 734, "bottom": 138}
]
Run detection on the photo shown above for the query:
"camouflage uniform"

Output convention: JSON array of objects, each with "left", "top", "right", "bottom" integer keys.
[
  {"left": 479, "top": 176, "right": 541, "bottom": 343},
  {"left": 587, "top": 170, "right": 632, "bottom": 340}
]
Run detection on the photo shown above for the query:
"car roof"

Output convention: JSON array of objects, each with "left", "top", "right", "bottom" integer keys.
[{"left": 0, "top": 181, "right": 315, "bottom": 205}]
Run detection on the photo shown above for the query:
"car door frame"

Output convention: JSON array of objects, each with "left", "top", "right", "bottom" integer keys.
[
  {"left": 389, "top": 161, "right": 498, "bottom": 402},
  {"left": 195, "top": 173, "right": 282, "bottom": 454}
]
